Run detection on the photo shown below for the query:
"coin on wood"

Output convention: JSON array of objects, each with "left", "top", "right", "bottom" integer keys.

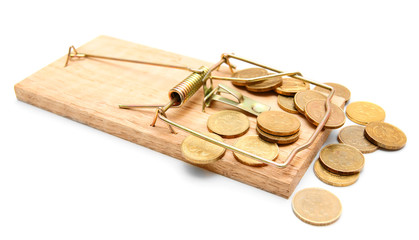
[
  {"left": 292, "top": 188, "right": 342, "bottom": 226},
  {"left": 275, "top": 77, "right": 310, "bottom": 96},
  {"left": 305, "top": 100, "right": 345, "bottom": 129},
  {"left": 246, "top": 73, "right": 282, "bottom": 92},
  {"left": 181, "top": 133, "right": 226, "bottom": 164},
  {"left": 294, "top": 90, "right": 327, "bottom": 114},
  {"left": 257, "top": 111, "right": 301, "bottom": 136},
  {"left": 233, "top": 135, "right": 279, "bottom": 167},
  {"left": 256, "top": 126, "right": 300, "bottom": 144},
  {"left": 338, "top": 125, "right": 378, "bottom": 153},
  {"left": 313, "top": 159, "right": 359, "bottom": 187},
  {"left": 346, "top": 101, "right": 385, "bottom": 125},
  {"left": 313, "top": 82, "right": 351, "bottom": 102},
  {"left": 231, "top": 68, "right": 268, "bottom": 86},
  {"left": 207, "top": 110, "right": 250, "bottom": 138},
  {"left": 364, "top": 121, "right": 407, "bottom": 150},
  {"left": 277, "top": 95, "right": 299, "bottom": 114},
  {"left": 319, "top": 144, "right": 365, "bottom": 175}
]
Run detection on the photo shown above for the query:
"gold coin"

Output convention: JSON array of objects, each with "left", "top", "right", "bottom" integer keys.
[
  {"left": 232, "top": 68, "right": 268, "bottom": 86},
  {"left": 338, "top": 125, "right": 378, "bottom": 153},
  {"left": 294, "top": 90, "right": 327, "bottom": 114},
  {"left": 275, "top": 77, "right": 310, "bottom": 96},
  {"left": 364, "top": 121, "right": 407, "bottom": 150},
  {"left": 277, "top": 95, "right": 299, "bottom": 114},
  {"left": 314, "top": 159, "right": 359, "bottom": 187},
  {"left": 319, "top": 144, "right": 365, "bottom": 175},
  {"left": 257, "top": 111, "right": 301, "bottom": 136},
  {"left": 292, "top": 188, "right": 342, "bottom": 226},
  {"left": 181, "top": 133, "right": 226, "bottom": 164},
  {"left": 207, "top": 110, "right": 250, "bottom": 138},
  {"left": 313, "top": 82, "right": 351, "bottom": 102},
  {"left": 246, "top": 73, "right": 282, "bottom": 92},
  {"left": 233, "top": 135, "right": 279, "bottom": 167},
  {"left": 256, "top": 126, "right": 300, "bottom": 144},
  {"left": 305, "top": 100, "right": 346, "bottom": 129},
  {"left": 346, "top": 101, "right": 385, "bottom": 125}
]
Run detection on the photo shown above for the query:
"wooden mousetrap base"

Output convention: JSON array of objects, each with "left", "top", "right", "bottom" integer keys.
[{"left": 14, "top": 36, "right": 345, "bottom": 199}]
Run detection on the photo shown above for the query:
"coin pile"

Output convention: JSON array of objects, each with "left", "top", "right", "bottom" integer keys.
[{"left": 256, "top": 111, "right": 301, "bottom": 144}]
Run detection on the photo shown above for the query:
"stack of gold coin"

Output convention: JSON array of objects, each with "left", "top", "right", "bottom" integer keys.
[
  {"left": 256, "top": 111, "right": 301, "bottom": 144},
  {"left": 314, "top": 144, "right": 365, "bottom": 187},
  {"left": 231, "top": 68, "right": 268, "bottom": 87}
]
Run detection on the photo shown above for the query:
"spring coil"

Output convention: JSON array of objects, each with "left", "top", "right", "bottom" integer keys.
[{"left": 168, "top": 66, "right": 209, "bottom": 106}]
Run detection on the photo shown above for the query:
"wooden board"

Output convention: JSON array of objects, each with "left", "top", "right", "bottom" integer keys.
[{"left": 14, "top": 36, "right": 345, "bottom": 198}]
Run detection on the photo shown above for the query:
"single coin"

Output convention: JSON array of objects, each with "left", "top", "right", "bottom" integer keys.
[
  {"left": 277, "top": 95, "right": 299, "bottom": 114},
  {"left": 275, "top": 77, "right": 310, "bottom": 96},
  {"left": 313, "top": 82, "right": 351, "bottom": 102},
  {"left": 256, "top": 126, "right": 300, "bottom": 144},
  {"left": 292, "top": 188, "right": 342, "bottom": 226},
  {"left": 207, "top": 110, "right": 250, "bottom": 138},
  {"left": 305, "top": 100, "right": 345, "bottom": 129},
  {"left": 364, "top": 122, "right": 407, "bottom": 150},
  {"left": 314, "top": 159, "right": 359, "bottom": 187},
  {"left": 233, "top": 135, "right": 279, "bottom": 167},
  {"left": 319, "top": 144, "right": 365, "bottom": 175},
  {"left": 246, "top": 73, "right": 282, "bottom": 92},
  {"left": 232, "top": 68, "right": 268, "bottom": 86},
  {"left": 346, "top": 101, "right": 385, "bottom": 125},
  {"left": 294, "top": 90, "right": 327, "bottom": 114},
  {"left": 181, "top": 133, "right": 226, "bottom": 164},
  {"left": 338, "top": 125, "right": 378, "bottom": 153},
  {"left": 257, "top": 111, "right": 301, "bottom": 136}
]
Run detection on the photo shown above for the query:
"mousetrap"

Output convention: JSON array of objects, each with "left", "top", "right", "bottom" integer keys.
[{"left": 14, "top": 36, "right": 345, "bottom": 198}]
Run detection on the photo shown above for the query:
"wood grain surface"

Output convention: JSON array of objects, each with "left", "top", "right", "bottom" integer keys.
[{"left": 14, "top": 36, "right": 344, "bottom": 198}]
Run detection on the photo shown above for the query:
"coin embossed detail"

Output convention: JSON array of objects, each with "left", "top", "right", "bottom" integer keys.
[
  {"left": 257, "top": 111, "right": 301, "bottom": 136},
  {"left": 292, "top": 188, "right": 342, "bottom": 226},
  {"left": 233, "top": 135, "right": 279, "bottom": 167},
  {"left": 275, "top": 77, "right": 310, "bottom": 96},
  {"left": 232, "top": 68, "right": 268, "bottom": 86},
  {"left": 319, "top": 144, "right": 365, "bottom": 175},
  {"left": 346, "top": 101, "right": 385, "bottom": 125},
  {"left": 314, "top": 160, "right": 359, "bottom": 187},
  {"left": 181, "top": 133, "right": 226, "bottom": 164},
  {"left": 305, "top": 100, "right": 345, "bottom": 129},
  {"left": 207, "top": 110, "right": 250, "bottom": 138},
  {"left": 294, "top": 90, "right": 327, "bottom": 114},
  {"left": 256, "top": 126, "right": 300, "bottom": 144},
  {"left": 338, "top": 125, "right": 378, "bottom": 153},
  {"left": 364, "top": 122, "right": 407, "bottom": 150}
]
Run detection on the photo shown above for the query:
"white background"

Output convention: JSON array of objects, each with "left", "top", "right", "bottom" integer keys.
[{"left": 1, "top": 1, "right": 418, "bottom": 239}]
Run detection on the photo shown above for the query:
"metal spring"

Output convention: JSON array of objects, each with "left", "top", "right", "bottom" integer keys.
[{"left": 168, "top": 66, "right": 209, "bottom": 106}]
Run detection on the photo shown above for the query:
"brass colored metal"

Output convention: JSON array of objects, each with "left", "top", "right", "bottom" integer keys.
[
  {"left": 314, "top": 159, "right": 359, "bottom": 187},
  {"left": 231, "top": 68, "right": 268, "bottom": 86},
  {"left": 245, "top": 73, "right": 282, "bottom": 92},
  {"left": 294, "top": 90, "right": 327, "bottom": 114},
  {"left": 277, "top": 95, "right": 299, "bottom": 114},
  {"left": 320, "top": 144, "right": 365, "bottom": 175},
  {"left": 305, "top": 100, "right": 345, "bottom": 129},
  {"left": 292, "top": 188, "right": 342, "bottom": 226},
  {"left": 233, "top": 135, "right": 279, "bottom": 167},
  {"left": 257, "top": 111, "right": 301, "bottom": 136},
  {"left": 181, "top": 133, "right": 226, "bottom": 164},
  {"left": 364, "top": 122, "right": 407, "bottom": 150},
  {"left": 207, "top": 110, "right": 249, "bottom": 138},
  {"left": 346, "top": 101, "right": 386, "bottom": 125},
  {"left": 275, "top": 77, "right": 310, "bottom": 96},
  {"left": 338, "top": 125, "right": 378, "bottom": 153},
  {"left": 314, "top": 82, "right": 351, "bottom": 103},
  {"left": 256, "top": 126, "right": 300, "bottom": 144}
]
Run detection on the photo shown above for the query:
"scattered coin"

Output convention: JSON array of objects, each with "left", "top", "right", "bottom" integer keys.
[
  {"left": 277, "top": 95, "right": 299, "bottom": 114},
  {"left": 257, "top": 111, "right": 301, "bottom": 136},
  {"left": 181, "top": 133, "right": 226, "bottom": 164},
  {"left": 294, "top": 90, "right": 327, "bottom": 114},
  {"left": 231, "top": 68, "right": 268, "bottom": 86},
  {"left": 319, "top": 144, "right": 365, "bottom": 175},
  {"left": 292, "top": 187, "right": 342, "bottom": 226},
  {"left": 246, "top": 73, "right": 282, "bottom": 92},
  {"left": 314, "top": 159, "right": 359, "bottom": 187},
  {"left": 305, "top": 100, "right": 345, "bottom": 129},
  {"left": 275, "top": 77, "right": 310, "bottom": 96},
  {"left": 256, "top": 126, "right": 300, "bottom": 144},
  {"left": 346, "top": 101, "right": 385, "bottom": 125},
  {"left": 233, "top": 135, "right": 279, "bottom": 167},
  {"left": 313, "top": 82, "right": 351, "bottom": 102},
  {"left": 364, "top": 121, "right": 407, "bottom": 150},
  {"left": 207, "top": 110, "right": 250, "bottom": 138},
  {"left": 338, "top": 125, "right": 378, "bottom": 153}
]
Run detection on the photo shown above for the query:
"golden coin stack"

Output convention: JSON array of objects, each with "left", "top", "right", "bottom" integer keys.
[{"left": 256, "top": 111, "right": 301, "bottom": 144}]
